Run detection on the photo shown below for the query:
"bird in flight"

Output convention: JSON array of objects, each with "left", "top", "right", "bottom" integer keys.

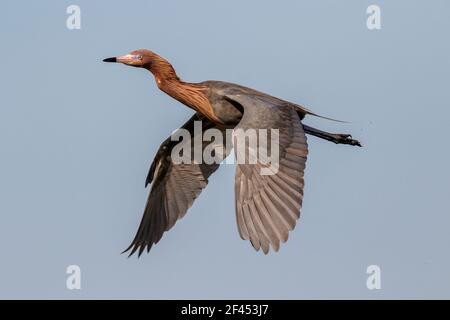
[{"left": 103, "top": 49, "right": 361, "bottom": 256}]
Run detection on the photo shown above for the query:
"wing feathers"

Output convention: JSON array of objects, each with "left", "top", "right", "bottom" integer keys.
[
  {"left": 227, "top": 92, "right": 308, "bottom": 254},
  {"left": 124, "top": 114, "right": 229, "bottom": 256}
]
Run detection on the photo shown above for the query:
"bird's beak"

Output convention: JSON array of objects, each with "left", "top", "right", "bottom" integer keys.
[
  {"left": 103, "top": 54, "right": 137, "bottom": 64},
  {"left": 103, "top": 57, "right": 117, "bottom": 63}
]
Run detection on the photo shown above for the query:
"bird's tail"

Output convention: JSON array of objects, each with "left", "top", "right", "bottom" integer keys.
[{"left": 293, "top": 104, "right": 349, "bottom": 123}]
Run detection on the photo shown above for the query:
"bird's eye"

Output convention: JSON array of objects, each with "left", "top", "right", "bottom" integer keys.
[{"left": 137, "top": 55, "right": 143, "bottom": 60}]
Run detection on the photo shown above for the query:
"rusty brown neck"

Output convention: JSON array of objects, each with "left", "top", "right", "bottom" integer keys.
[{"left": 146, "top": 64, "right": 221, "bottom": 123}]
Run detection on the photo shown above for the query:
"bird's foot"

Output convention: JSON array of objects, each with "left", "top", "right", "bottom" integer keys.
[{"left": 334, "top": 134, "right": 362, "bottom": 147}]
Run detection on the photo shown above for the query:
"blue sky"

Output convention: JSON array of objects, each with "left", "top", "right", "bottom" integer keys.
[{"left": 0, "top": 0, "right": 449, "bottom": 298}]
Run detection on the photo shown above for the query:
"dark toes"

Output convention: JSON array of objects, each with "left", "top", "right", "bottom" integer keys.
[
  {"left": 337, "top": 134, "right": 362, "bottom": 147},
  {"left": 350, "top": 139, "right": 362, "bottom": 147}
]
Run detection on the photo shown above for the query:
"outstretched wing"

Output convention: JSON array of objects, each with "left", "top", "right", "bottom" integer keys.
[
  {"left": 226, "top": 93, "right": 308, "bottom": 254},
  {"left": 124, "top": 113, "right": 230, "bottom": 256}
]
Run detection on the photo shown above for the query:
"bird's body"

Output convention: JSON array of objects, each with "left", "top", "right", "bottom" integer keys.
[{"left": 104, "top": 49, "right": 361, "bottom": 256}]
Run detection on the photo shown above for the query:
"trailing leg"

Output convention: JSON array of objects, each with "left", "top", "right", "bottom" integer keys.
[{"left": 303, "top": 124, "right": 362, "bottom": 147}]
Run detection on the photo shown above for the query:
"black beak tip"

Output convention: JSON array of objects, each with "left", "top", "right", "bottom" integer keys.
[{"left": 103, "top": 57, "right": 117, "bottom": 63}]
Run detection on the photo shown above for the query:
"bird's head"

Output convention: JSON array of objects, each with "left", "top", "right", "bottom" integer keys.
[
  {"left": 103, "top": 49, "right": 159, "bottom": 68},
  {"left": 103, "top": 49, "right": 179, "bottom": 82}
]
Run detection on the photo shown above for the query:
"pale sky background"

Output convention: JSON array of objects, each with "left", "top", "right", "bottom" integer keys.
[{"left": 1, "top": 0, "right": 449, "bottom": 299}]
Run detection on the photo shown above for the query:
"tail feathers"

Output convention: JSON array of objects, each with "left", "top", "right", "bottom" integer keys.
[{"left": 293, "top": 104, "right": 350, "bottom": 123}]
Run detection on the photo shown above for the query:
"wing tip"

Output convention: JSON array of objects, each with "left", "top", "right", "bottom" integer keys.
[{"left": 121, "top": 242, "right": 150, "bottom": 258}]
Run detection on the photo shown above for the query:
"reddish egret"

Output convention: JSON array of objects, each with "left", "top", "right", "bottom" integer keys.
[{"left": 103, "top": 49, "right": 361, "bottom": 256}]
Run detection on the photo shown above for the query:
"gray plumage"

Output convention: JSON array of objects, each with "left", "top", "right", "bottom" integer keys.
[{"left": 103, "top": 50, "right": 361, "bottom": 256}]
